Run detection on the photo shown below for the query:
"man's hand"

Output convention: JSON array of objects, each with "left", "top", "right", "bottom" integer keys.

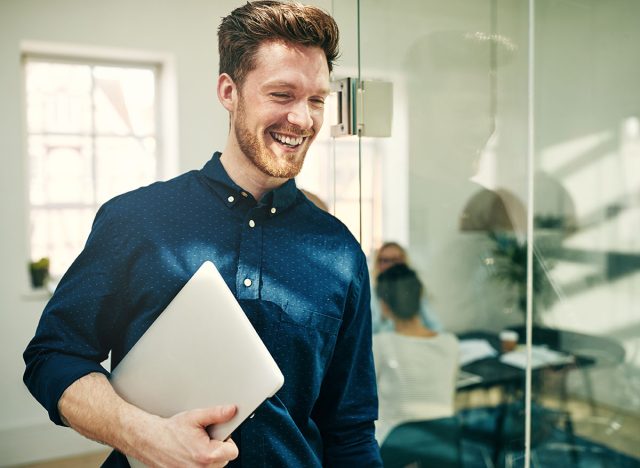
[
  {"left": 58, "top": 373, "right": 239, "bottom": 467},
  {"left": 135, "top": 406, "right": 239, "bottom": 467}
]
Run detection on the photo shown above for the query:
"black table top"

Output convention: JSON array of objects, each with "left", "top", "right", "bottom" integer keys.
[{"left": 455, "top": 328, "right": 607, "bottom": 392}]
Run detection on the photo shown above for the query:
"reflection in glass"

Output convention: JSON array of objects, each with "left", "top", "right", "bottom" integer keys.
[
  {"left": 355, "top": 0, "right": 531, "bottom": 465},
  {"left": 531, "top": 0, "right": 640, "bottom": 465}
]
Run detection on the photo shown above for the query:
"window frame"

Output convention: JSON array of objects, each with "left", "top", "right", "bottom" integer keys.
[{"left": 22, "top": 48, "right": 167, "bottom": 281}]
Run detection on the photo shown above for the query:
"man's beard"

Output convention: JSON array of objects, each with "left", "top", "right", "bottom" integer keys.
[{"left": 234, "top": 98, "right": 311, "bottom": 179}]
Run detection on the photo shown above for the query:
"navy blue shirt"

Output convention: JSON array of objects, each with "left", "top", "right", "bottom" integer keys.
[{"left": 23, "top": 152, "right": 381, "bottom": 467}]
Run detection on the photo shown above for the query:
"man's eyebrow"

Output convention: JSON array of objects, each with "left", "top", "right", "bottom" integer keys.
[
  {"left": 262, "top": 81, "right": 330, "bottom": 96},
  {"left": 262, "top": 81, "right": 296, "bottom": 90}
]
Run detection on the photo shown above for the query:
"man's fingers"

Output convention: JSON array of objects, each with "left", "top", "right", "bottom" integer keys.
[
  {"left": 209, "top": 437, "right": 239, "bottom": 462},
  {"left": 190, "top": 405, "right": 237, "bottom": 426}
]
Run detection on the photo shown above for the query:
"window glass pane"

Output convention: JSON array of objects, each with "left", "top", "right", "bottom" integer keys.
[
  {"left": 25, "top": 58, "right": 159, "bottom": 281},
  {"left": 334, "top": 199, "right": 361, "bottom": 237},
  {"left": 28, "top": 134, "right": 94, "bottom": 205},
  {"left": 25, "top": 62, "right": 92, "bottom": 134},
  {"left": 334, "top": 145, "right": 361, "bottom": 200},
  {"left": 93, "top": 66, "right": 156, "bottom": 136},
  {"left": 30, "top": 207, "right": 95, "bottom": 277},
  {"left": 95, "top": 136, "right": 156, "bottom": 204}
]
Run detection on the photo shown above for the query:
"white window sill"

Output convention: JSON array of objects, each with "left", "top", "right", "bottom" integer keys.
[{"left": 21, "top": 288, "right": 52, "bottom": 301}]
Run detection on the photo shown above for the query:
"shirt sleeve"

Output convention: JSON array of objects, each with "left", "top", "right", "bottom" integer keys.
[
  {"left": 23, "top": 201, "right": 131, "bottom": 426},
  {"left": 312, "top": 252, "right": 383, "bottom": 467}
]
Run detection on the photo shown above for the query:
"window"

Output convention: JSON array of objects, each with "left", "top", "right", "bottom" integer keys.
[
  {"left": 24, "top": 56, "right": 161, "bottom": 278},
  {"left": 298, "top": 124, "right": 383, "bottom": 258}
]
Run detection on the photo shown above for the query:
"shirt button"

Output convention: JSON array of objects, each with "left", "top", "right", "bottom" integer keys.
[
  {"left": 227, "top": 195, "right": 235, "bottom": 203},
  {"left": 241, "top": 191, "right": 249, "bottom": 198},
  {"left": 249, "top": 219, "right": 256, "bottom": 228},
  {"left": 270, "top": 207, "right": 277, "bottom": 214},
  {"left": 244, "top": 278, "right": 252, "bottom": 287}
]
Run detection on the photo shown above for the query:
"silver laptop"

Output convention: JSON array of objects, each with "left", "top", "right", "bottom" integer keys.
[{"left": 111, "top": 260, "right": 284, "bottom": 466}]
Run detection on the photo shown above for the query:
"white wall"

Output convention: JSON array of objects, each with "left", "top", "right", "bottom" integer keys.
[{"left": 0, "top": 0, "right": 331, "bottom": 464}]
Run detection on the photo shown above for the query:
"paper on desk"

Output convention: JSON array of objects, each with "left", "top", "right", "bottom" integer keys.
[
  {"left": 500, "top": 345, "right": 574, "bottom": 369},
  {"left": 458, "top": 339, "right": 498, "bottom": 366}
]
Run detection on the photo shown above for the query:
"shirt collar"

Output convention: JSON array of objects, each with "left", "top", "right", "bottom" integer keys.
[{"left": 200, "top": 152, "right": 299, "bottom": 212}]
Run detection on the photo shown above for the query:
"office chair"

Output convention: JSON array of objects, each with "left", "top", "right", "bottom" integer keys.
[{"left": 380, "top": 416, "right": 462, "bottom": 468}]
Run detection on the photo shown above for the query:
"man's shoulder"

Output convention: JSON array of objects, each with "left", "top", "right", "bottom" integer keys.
[
  {"left": 100, "top": 170, "right": 200, "bottom": 217},
  {"left": 294, "top": 192, "right": 361, "bottom": 249}
]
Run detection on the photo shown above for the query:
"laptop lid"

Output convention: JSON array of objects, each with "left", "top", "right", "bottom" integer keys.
[{"left": 110, "top": 260, "right": 284, "bottom": 465}]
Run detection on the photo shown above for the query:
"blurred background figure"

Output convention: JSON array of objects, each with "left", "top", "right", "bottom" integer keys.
[
  {"left": 371, "top": 242, "right": 442, "bottom": 333},
  {"left": 373, "top": 264, "right": 459, "bottom": 444},
  {"left": 300, "top": 188, "right": 329, "bottom": 212}
]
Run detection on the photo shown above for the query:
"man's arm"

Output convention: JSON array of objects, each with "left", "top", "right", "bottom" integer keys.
[
  {"left": 59, "top": 372, "right": 238, "bottom": 467},
  {"left": 23, "top": 200, "right": 238, "bottom": 466},
  {"left": 312, "top": 253, "right": 382, "bottom": 467}
]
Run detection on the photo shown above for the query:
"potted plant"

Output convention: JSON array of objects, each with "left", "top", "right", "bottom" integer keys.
[
  {"left": 29, "top": 257, "right": 50, "bottom": 289},
  {"left": 487, "top": 231, "right": 555, "bottom": 322}
]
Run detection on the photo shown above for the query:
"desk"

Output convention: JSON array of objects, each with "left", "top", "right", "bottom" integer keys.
[
  {"left": 454, "top": 328, "right": 623, "bottom": 464},
  {"left": 456, "top": 329, "right": 601, "bottom": 392},
  {"left": 456, "top": 331, "right": 521, "bottom": 391}
]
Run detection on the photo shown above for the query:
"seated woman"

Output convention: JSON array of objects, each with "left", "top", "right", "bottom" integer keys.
[
  {"left": 373, "top": 264, "right": 459, "bottom": 444},
  {"left": 371, "top": 242, "right": 443, "bottom": 333}
]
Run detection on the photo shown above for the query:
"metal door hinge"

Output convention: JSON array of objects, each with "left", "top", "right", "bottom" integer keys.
[{"left": 330, "top": 78, "right": 393, "bottom": 138}]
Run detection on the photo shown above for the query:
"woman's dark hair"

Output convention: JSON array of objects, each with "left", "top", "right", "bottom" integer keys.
[
  {"left": 375, "top": 264, "right": 423, "bottom": 320},
  {"left": 218, "top": 1, "right": 340, "bottom": 87}
]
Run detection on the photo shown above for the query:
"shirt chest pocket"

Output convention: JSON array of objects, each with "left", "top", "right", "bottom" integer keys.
[
  {"left": 240, "top": 300, "right": 342, "bottom": 387},
  {"left": 278, "top": 305, "right": 342, "bottom": 363}
]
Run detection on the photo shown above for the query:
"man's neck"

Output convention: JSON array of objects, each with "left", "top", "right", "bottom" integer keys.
[{"left": 219, "top": 145, "right": 287, "bottom": 202}]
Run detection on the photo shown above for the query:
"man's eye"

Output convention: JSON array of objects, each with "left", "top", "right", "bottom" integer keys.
[
  {"left": 271, "top": 93, "right": 290, "bottom": 99},
  {"left": 310, "top": 98, "right": 325, "bottom": 106}
]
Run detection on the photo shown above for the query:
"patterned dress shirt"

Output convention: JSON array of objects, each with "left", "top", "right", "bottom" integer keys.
[{"left": 23, "top": 152, "right": 382, "bottom": 467}]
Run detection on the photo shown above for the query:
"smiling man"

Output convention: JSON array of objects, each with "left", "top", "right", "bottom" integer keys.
[
  {"left": 23, "top": 1, "right": 382, "bottom": 467},
  {"left": 218, "top": 38, "right": 329, "bottom": 197}
]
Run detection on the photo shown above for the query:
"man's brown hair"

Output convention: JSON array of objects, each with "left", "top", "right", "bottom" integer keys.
[{"left": 218, "top": 1, "right": 339, "bottom": 87}]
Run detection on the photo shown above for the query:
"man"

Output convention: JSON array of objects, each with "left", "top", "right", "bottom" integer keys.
[{"left": 23, "top": 1, "right": 382, "bottom": 466}]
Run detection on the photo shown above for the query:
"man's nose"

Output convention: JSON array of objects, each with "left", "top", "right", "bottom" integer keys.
[{"left": 287, "top": 101, "right": 313, "bottom": 130}]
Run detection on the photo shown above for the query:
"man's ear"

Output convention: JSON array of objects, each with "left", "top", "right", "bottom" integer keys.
[{"left": 217, "top": 73, "right": 237, "bottom": 112}]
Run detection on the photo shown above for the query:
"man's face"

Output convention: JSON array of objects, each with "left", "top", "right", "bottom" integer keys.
[{"left": 232, "top": 41, "right": 330, "bottom": 179}]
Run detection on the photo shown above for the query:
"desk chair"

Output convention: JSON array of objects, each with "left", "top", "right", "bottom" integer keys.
[{"left": 380, "top": 416, "right": 462, "bottom": 468}]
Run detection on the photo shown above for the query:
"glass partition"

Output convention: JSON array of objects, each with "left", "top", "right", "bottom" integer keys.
[
  {"left": 355, "top": 0, "right": 531, "bottom": 465},
  {"left": 327, "top": 0, "right": 640, "bottom": 467},
  {"left": 531, "top": 0, "right": 640, "bottom": 466}
]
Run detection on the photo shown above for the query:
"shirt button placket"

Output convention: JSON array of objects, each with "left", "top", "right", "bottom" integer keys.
[{"left": 236, "top": 209, "right": 262, "bottom": 300}]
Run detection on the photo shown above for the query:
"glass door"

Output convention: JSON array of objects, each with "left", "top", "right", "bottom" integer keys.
[
  {"left": 531, "top": 0, "right": 640, "bottom": 466},
  {"left": 321, "top": 0, "right": 640, "bottom": 467},
  {"left": 351, "top": 0, "right": 531, "bottom": 465}
]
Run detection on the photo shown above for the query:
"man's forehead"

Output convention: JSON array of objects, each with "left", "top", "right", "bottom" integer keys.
[
  {"left": 261, "top": 78, "right": 330, "bottom": 95},
  {"left": 249, "top": 41, "right": 330, "bottom": 93}
]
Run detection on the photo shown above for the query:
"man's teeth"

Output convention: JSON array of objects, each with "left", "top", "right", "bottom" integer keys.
[{"left": 272, "top": 132, "right": 304, "bottom": 146}]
